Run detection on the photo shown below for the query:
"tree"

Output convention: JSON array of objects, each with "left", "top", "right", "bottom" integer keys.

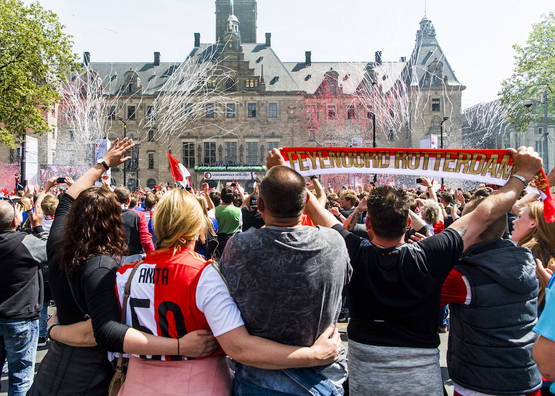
[
  {"left": 500, "top": 12, "right": 554, "bottom": 131},
  {"left": 0, "top": 0, "right": 77, "bottom": 147}
]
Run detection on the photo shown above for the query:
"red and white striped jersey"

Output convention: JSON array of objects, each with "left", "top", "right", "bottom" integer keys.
[{"left": 115, "top": 247, "right": 224, "bottom": 360}]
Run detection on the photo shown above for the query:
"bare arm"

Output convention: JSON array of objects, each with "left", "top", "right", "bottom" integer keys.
[
  {"left": 511, "top": 191, "right": 540, "bottom": 216},
  {"left": 533, "top": 336, "right": 555, "bottom": 381},
  {"left": 50, "top": 319, "right": 218, "bottom": 358},
  {"left": 408, "top": 209, "right": 429, "bottom": 233},
  {"left": 311, "top": 178, "right": 327, "bottom": 207},
  {"left": 49, "top": 318, "right": 97, "bottom": 348},
  {"left": 343, "top": 197, "right": 367, "bottom": 231},
  {"left": 67, "top": 138, "right": 134, "bottom": 199},
  {"left": 217, "top": 324, "right": 340, "bottom": 370},
  {"left": 305, "top": 191, "right": 342, "bottom": 228},
  {"left": 419, "top": 177, "right": 437, "bottom": 202},
  {"left": 450, "top": 147, "right": 542, "bottom": 250}
]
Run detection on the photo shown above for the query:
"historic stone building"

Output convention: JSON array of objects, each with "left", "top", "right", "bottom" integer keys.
[{"left": 51, "top": 1, "right": 465, "bottom": 189}]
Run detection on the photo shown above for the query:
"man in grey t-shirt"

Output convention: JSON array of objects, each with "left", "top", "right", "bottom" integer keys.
[{"left": 220, "top": 161, "right": 351, "bottom": 395}]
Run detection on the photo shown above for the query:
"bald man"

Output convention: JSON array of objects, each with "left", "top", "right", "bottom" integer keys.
[{"left": 0, "top": 199, "right": 48, "bottom": 395}]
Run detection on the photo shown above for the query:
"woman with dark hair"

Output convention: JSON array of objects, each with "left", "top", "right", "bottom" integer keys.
[{"left": 29, "top": 139, "right": 216, "bottom": 396}]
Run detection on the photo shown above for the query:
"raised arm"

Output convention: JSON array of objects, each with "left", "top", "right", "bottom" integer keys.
[
  {"left": 67, "top": 138, "right": 134, "bottom": 199},
  {"left": 343, "top": 197, "right": 367, "bottom": 231},
  {"left": 419, "top": 177, "right": 438, "bottom": 202},
  {"left": 409, "top": 209, "right": 429, "bottom": 234},
  {"left": 450, "top": 147, "right": 543, "bottom": 250}
]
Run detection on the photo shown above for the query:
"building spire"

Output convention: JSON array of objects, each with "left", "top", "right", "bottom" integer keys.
[
  {"left": 230, "top": 0, "right": 234, "bottom": 16},
  {"left": 424, "top": 0, "right": 427, "bottom": 17}
]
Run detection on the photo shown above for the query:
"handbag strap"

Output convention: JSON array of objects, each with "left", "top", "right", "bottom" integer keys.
[
  {"left": 114, "top": 260, "right": 142, "bottom": 372},
  {"left": 120, "top": 261, "right": 142, "bottom": 324}
]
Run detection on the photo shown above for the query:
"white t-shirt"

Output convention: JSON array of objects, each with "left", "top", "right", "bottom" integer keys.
[{"left": 195, "top": 265, "right": 244, "bottom": 337}]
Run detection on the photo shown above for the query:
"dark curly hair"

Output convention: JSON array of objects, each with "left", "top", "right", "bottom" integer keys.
[{"left": 62, "top": 187, "right": 127, "bottom": 270}]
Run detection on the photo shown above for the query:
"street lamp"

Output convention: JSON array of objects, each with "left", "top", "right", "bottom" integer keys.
[
  {"left": 440, "top": 116, "right": 449, "bottom": 186},
  {"left": 118, "top": 117, "right": 128, "bottom": 187},
  {"left": 523, "top": 92, "right": 549, "bottom": 170},
  {"left": 369, "top": 111, "right": 377, "bottom": 182}
]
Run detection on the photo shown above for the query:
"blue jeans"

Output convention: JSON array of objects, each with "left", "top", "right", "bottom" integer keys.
[
  {"left": 0, "top": 319, "right": 39, "bottom": 396},
  {"left": 39, "top": 303, "right": 48, "bottom": 339},
  {"left": 233, "top": 363, "right": 344, "bottom": 396}
]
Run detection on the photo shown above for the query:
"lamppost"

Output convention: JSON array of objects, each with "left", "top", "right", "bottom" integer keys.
[
  {"left": 369, "top": 111, "right": 377, "bottom": 182},
  {"left": 524, "top": 92, "right": 549, "bottom": 170},
  {"left": 440, "top": 116, "right": 449, "bottom": 186},
  {"left": 118, "top": 117, "right": 128, "bottom": 187}
]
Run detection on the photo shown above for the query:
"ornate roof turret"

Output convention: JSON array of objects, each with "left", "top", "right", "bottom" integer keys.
[
  {"left": 407, "top": 16, "right": 464, "bottom": 90},
  {"left": 416, "top": 16, "right": 436, "bottom": 44}
]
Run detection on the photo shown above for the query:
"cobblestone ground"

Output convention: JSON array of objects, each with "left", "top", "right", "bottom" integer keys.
[{"left": 1, "top": 324, "right": 453, "bottom": 395}]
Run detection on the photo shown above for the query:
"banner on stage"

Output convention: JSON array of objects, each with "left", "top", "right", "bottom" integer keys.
[{"left": 279, "top": 147, "right": 555, "bottom": 222}]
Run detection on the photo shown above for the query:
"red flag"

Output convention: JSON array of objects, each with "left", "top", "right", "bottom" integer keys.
[{"left": 167, "top": 152, "right": 190, "bottom": 188}]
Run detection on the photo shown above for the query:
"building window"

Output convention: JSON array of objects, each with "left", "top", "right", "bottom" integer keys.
[
  {"left": 184, "top": 103, "right": 193, "bottom": 118},
  {"left": 146, "top": 106, "right": 155, "bottom": 120},
  {"left": 107, "top": 106, "right": 116, "bottom": 120},
  {"left": 147, "top": 130, "right": 155, "bottom": 142},
  {"left": 225, "top": 141, "right": 237, "bottom": 164},
  {"left": 431, "top": 98, "right": 441, "bottom": 112},
  {"left": 246, "top": 142, "right": 259, "bottom": 164},
  {"left": 127, "top": 106, "right": 136, "bottom": 120},
  {"left": 148, "top": 152, "right": 155, "bottom": 169},
  {"left": 327, "top": 105, "right": 337, "bottom": 120},
  {"left": 205, "top": 103, "right": 215, "bottom": 118},
  {"left": 204, "top": 142, "right": 216, "bottom": 165},
  {"left": 245, "top": 79, "right": 259, "bottom": 88},
  {"left": 248, "top": 103, "right": 257, "bottom": 118},
  {"left": 536, "top": 127, "right": 544, "bottom": 135},
  {"left": 69, "top": 130, "right": 75, "bottom": 142},
  {"left": 182, "top": 142, "right": 195, "bottom": 168},
  {"left": 268, "top": 103, "right": 278, "bottom": 118},
  {"left": 347, "top": 105, "right": 356, "bottom": 120},
  {"left": 267, "top": 141, "right": 280, "bottom": 151},
  {"left": 307, "top": 105, "right": 318, "bottom": 120},
  {"left": 226, "top": 103, "right": 236, "bottom": 118}
]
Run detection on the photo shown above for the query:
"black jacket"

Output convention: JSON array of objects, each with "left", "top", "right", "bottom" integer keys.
[
  {"left": 448, "top": 239, "right": 541, "bottom": 395},
  {"left": 0, "top": 227, "right": 48, "bottom": 320},
  {"left": 121, "top": 209, "right": 142, "bottom": 256}
]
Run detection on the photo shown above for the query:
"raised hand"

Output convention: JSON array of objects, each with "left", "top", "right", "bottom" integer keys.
[
  {"left": 510, "top": 146, "right": 543, "bottom": 182},
  {"left": 103, "top": 138, "right": 135, "bottom": 168},
  {"left": 266, "top": 148, "right": 286, "bottom": 170}
]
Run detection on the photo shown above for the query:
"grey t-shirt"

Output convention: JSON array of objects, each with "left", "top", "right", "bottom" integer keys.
[{"left": 220, "top": 225, "right": 351, "bottom": 347}]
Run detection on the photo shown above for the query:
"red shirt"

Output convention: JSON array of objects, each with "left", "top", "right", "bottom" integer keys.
[{"left": 115, "top": 247, "right": 224, "bottom": 360}]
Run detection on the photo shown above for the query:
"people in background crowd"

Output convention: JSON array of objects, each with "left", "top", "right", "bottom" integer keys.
[{"left": 0, "top": 194, "right": 47, "bottom": 395}]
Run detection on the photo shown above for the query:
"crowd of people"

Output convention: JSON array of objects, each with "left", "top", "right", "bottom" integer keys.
[{"left": 0, "top": 138, "right": 554, "bottom": 396}]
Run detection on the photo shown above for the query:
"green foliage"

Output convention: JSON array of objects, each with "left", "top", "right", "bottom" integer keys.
[
  {"left": 0, "top": 0, "right": 77, "bottom": 147},
  {"left": 500, "top": 12, "right": 555, "bottom": 131}
]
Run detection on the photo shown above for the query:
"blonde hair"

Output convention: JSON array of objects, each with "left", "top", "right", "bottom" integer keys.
[
  {"left": 20, "top": 197, "right": 32, "bottom": 212},
  {"left": 519, "top": 201, "right": 555, "bottom": 302},
  {"left": 422, "top": 200, "right": 441, "bottom": 225},
  {"left": 41, "top": 194, "right": 59, "bottom": 216},
  {"left": 153, "top": 189, "right": 204, "bottom": 249}
]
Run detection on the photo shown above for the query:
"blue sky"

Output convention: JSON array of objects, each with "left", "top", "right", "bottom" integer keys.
[{"left": 36, "top": 0, "right": 553, "bottom": 108}]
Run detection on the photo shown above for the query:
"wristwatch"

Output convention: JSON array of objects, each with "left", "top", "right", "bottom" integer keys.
[{"left": 96, "top": 159, "right": 110, "bottom": 171}]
